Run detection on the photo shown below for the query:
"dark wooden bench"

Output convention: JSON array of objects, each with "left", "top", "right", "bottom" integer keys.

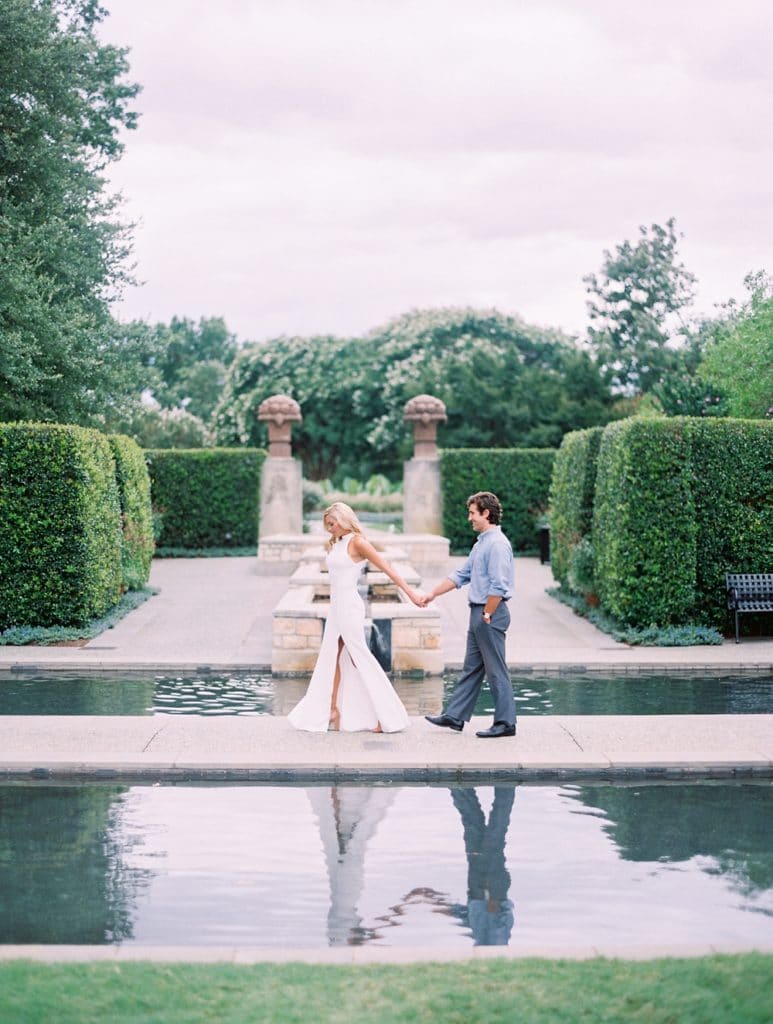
[{"left": 726, "top": 573, "right": 773, "bottom": 643}]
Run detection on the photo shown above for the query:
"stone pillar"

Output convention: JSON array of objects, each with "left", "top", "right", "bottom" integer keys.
[
  {"left": 258, "top": 395, "right": 303, "bottom": 539},
  {"left": 402, "top": 394, "right": 447, "bottom": 535}
]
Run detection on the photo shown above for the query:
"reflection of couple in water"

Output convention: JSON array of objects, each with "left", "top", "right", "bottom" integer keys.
[
  {"left": 309, "top": 785, "right": 515, "bottom": 947},
  {"left": 289, "top": 491, "right": 516, "bottom": 738},
  {"left": 451, "top": 787, "right": 515, "bottom": 945}
]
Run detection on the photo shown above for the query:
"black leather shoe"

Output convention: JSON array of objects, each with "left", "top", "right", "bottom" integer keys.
[
  {"left": 475, "top": 721, "right": 516, "bottom": 738},
  {"left": 425, "top": 714, "right": 464, "bottom": 732}
]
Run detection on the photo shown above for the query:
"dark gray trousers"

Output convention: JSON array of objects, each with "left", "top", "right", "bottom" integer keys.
[{"left": 445, "top": 604, "right": 515, "bottom": 725}]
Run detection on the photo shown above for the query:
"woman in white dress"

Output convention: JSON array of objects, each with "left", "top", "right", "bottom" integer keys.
[{"left": 288, "top": 502, "right": 421, "bottom": 733}]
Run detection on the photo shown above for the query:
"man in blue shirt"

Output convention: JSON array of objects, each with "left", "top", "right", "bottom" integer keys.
[{"left": 423, "top": 491, "right": 516, "bottom": 738}]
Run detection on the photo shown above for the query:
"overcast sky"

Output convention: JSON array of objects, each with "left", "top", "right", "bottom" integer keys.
[{"left": 99, "top": 0, "right": 773, "bottom": 344}]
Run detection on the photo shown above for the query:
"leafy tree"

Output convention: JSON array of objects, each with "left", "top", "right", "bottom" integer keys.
[
  {"left": 649, "top": 369, "right": 728, "bottom": 417},
  {"left": 584, "top": 218, "right": 697, "bottom": 395},
  {"left": 359, "top": 308, "right": 614, "bottom": 463},
  {"left": 649, "top": 331, "right": 728, "bottom": 417},
  {"left": 214, "top": 308, "right": 616, "bottom": 480},
  {"left": 214, "top": 333, "right": 363, "bottom": 479},
  {"left": 106, "top": 403, "right": 212, "bottom": 449},
  {"left": 151, "top": 316, "right": 238, "bottom": 420},
  {"left": 698, "top": 272, "right": 773, "bottom": 419},
  {"left": 0, "top": 0, "right": 140, "bottom": 423}
]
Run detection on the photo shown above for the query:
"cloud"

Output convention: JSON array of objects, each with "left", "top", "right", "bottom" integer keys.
[{"left": 100, "top": 0, "right": 773, "bottom": 340}]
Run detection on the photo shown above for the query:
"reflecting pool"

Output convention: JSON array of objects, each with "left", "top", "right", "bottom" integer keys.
[
  {"left": 0, "top": 671, "right": 771, "bottom": 717},
  {"left": 0, "top": 781, "right": 771, "bottom": 949}
]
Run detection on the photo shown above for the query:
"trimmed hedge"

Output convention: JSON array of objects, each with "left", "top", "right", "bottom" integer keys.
[
  {"left": 593, "top": 418, "right": 697, "bottom": 625},
  {"left": 592, "top": 416, "right": 773, "bottom": 629},
  {"left": 108, "top": 434, "right": 155, "bottom": 590},
  {"left": 548, "top": 427, "right": 604, "bottom": 587},
  {"left": 0, "top": 423, "right": 123, "bottom": 628},
  {"left": 440, "top": 448, "right": 555, "bottom": 553},
  {"left": 688, "top": 418, "right": 773, "bottom": 626},
  {"left": 145, "top": 448, "right": 266, "bottom": 548}
]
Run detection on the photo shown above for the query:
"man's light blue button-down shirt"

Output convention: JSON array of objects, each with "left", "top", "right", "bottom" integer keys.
[{"left": 448, "top": 525, "right": 514, "bottom": 604}]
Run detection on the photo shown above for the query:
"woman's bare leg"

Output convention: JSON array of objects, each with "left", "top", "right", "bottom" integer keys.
[{"left": 329, "top": 637, "right": 344, "bottom": 730}]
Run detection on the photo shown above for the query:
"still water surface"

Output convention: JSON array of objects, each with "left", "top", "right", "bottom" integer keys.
[
  {"left": 1, "top": 781, "right": 771, "bottom": 949},
  {"left": 1, "top": 672, "right": 771, "bottom": 716}
]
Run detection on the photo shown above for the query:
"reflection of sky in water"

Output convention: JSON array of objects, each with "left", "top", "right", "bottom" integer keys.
[
  {"left": 0, "top": 673, "right": 771, "bottom": 716},
  {"left": 3, "top": 782, "right": 768, "bottom": 950}
]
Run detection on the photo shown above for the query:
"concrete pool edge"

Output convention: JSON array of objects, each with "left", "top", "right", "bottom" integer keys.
[
  {"left": 1, "top": 660, "right": 772, "bottom": 676},
  {"left": 1, "top": 713, "right": 771, "bottom": 781},
  {"left": 0, "top": 941, "right": 772, "bottom": 964},
  {"left": 2, "top": 764, "right": 772, "bottom": 783}
]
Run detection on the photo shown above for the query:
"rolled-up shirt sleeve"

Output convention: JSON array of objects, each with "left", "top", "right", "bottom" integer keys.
[
  {"left": 448, "top": 555, "right": 472, "bottom": 589},
  {"left": 486, "top": 541, "right": 513, "bottom": 597}
]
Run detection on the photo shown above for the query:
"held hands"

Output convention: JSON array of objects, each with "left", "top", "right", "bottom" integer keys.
[{"left": 407, "top": 589, "right": 434, "bottom": 608}]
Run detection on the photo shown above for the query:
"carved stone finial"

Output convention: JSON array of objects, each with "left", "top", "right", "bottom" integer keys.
[
  {"left": 258, "top": 394, "right": 302, "bottom": 457},
  {"left": 403, "top": 394, "right": 447, "bottom": 458}
]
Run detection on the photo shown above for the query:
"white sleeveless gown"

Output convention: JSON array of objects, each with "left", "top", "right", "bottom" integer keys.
[{"left": 288, "top": 533, "right": 410, "bottom": 733}]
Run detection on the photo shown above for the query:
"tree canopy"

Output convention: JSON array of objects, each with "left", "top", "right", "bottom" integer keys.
[
  {"left": 148, "top": 316, "right": 238, "bottom": 421},
  {"left": 584, "top": 218, "right": 696, "bottom": 395},
  {"left": 213, "top": 308, "right": 615, "bottom": 480},
  {"left": 698, "top": 272, "right": 773, "bottom": 419},
  {"left": 0, "top": 0, "right": 140, "bottom": 423}
]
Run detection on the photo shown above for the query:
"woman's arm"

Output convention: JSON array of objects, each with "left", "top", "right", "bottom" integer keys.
[{"left": 350, "top": 535, "right": 422, "bottom": 605}]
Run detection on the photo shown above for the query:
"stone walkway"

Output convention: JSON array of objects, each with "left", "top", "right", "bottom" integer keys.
[{"left": 1, "top": 555, "right": 771, "bottom": 673}]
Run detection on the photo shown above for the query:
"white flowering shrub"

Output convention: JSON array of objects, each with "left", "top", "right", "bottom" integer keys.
[{"left": 213, "top": 308, "right": 614, "bottom": 480}]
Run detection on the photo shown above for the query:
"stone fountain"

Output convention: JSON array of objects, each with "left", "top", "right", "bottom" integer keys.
[
  {"left": 257, "top": 393, "right": 449, "bottom": 675},
  {"left": 271, "top": 549, "right": 443, "bottom": 675}
]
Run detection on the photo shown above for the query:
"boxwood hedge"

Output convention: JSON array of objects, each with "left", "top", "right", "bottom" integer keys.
[
  {"left": 593, "top": 418, "right": 698, "bottom": 625},
  {"left": 548, "top": 426, "right": 604, "bottom": 587},
  {"left": 108, "top": 434, "right": 155, "bottom": 590},
  {"left": 440, "top": 448, "right": 555, "bottom": 554},
  {"left": 592, "top": 416, "right": 773, "bottom": 629},
  {"left": 145, "top": 448, "right": 266, "bottom": 549},
  {"left": 687, "top": 418, "right": 773, "bottom": 626},
  {"left": 0, "top": 423, "right": 123, "bottom": 628}
]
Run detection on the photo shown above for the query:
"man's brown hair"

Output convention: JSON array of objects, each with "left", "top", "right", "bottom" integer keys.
[{"left": 467, "top": 491, "right": 502, "bottom": 525}]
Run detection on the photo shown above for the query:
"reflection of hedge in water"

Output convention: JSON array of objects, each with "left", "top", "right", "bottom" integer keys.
[
  {"left": 0, "top": 677, "right": 154, "bottom": 716},
  {"left": 534, "top": 677, "right": 735, "bottom": 717},
  {"left": 0, "top": 786, "right": 148, "bottom": 943},
  {"left": 573, "top": 783, "right": 773, "bottom": 895}
]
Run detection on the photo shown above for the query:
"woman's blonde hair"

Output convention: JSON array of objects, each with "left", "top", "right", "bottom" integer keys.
[{"left": 322, "top": 501, "right": 364, "bottom": 552}]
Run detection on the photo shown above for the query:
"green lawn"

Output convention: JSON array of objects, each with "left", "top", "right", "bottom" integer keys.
[{"left": 1, "top": 955, "right": 771, "bottom": 1024}]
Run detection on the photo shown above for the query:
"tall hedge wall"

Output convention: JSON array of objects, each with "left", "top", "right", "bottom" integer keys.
[
  {"left": 593, "top": 418, "right": 697, "bottom": 625},
  {"left": 548, "top": 426, "right": 604, "bottom": 586},
  {"left": 592, "top": 416, "right": 773, "bottom": 629},
  {"left": 145, "top": 448, "right": 266, "bottom": 548},
  {"left": 108, "top": 434, "right": 155, "bottom": 590},
  {"left": 440, "top": 448, "right": 555, "bottom": 553},
  {"left": 688, "top": 418, "right": 773, "bottom": 625},
  {"left": 0, "top": 424, "right": 123, "bottom": 628}
]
